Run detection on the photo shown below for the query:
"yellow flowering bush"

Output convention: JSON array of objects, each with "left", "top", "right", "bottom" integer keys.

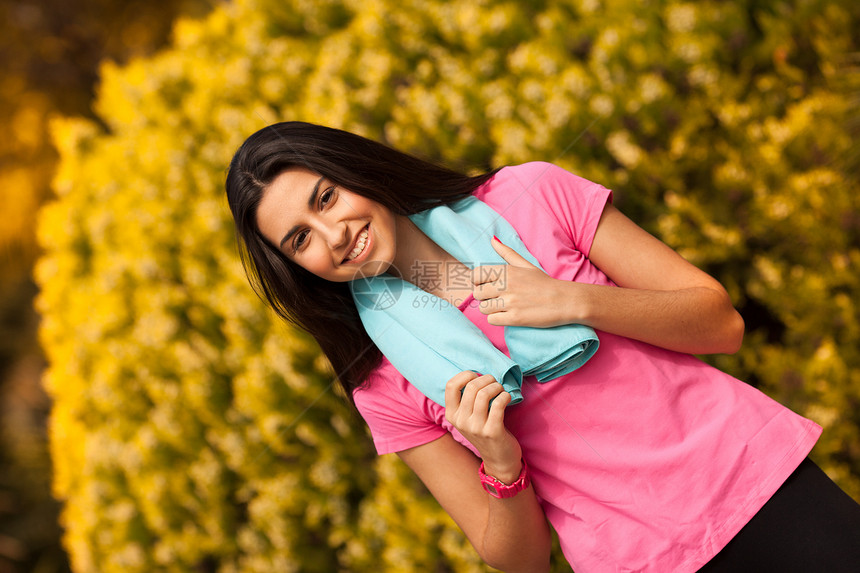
[{"left": 37, "top": 0, "right": 859, "bottom": 571}]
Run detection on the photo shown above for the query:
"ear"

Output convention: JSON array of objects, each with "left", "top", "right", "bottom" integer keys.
[{"left": 492, "top": 236, "right": 538, "bottom": 269}]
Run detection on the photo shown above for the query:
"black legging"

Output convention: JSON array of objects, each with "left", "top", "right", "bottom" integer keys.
[{"left": 698, "top": 458, "right": 860, "bottom": 572}]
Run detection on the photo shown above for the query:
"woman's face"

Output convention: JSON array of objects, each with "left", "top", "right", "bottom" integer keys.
[{"left": 256, "top": 167, "right": 399, "bottom": 282}]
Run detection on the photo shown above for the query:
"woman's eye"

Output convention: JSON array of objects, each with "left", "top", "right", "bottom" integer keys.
[
  {"left": 291, "top": 187, "right": 334, "bottom": 254},
  {"left": 293, "top": 230, "right": 309, "bottom": 252},
  {"left": 319, "top": 186, "right": 336, "bottom": 208}
]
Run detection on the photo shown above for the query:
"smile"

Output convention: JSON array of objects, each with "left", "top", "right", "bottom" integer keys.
[{"left": 344, "top": 225, "right": 370, "bottom": 263}]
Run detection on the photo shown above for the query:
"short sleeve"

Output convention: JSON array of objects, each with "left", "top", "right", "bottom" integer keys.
[
  {"left": 504, "top": 162, "right": 613, "bottom": 257},
  {"left": 352, "top": 360, "right": 447, "bottom": 455}
]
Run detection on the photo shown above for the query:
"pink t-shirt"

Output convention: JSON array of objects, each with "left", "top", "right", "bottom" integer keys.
[{"left": 353, "top": 162, "right": 821, "bottom": 572}]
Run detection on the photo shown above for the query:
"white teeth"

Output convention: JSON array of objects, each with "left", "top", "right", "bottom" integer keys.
[{"left": 346, "top": 228, "right": 369, "bottom": 261}]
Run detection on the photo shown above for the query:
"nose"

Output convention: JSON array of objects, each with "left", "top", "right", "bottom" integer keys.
[{"left": 319, "top": 218, "right": 349, "bottom": 250}]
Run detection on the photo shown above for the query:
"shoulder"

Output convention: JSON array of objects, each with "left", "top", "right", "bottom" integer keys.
[
  {"left": 352, "top": 358, "right": 447, "bottom": 454},
  {"left": 475, "top": 162, "right": 613, "bottom": 255},
  {"left": 353, "top": 358, "right": 420, "bottom": 413},
  {"left": 476, "top": 162, "right": 610, "bottom": 206}
]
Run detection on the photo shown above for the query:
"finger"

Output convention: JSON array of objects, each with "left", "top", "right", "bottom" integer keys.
[
  {"left": 478, "top": 297, "right": 505, "bottom": 315},
  {"left": 472, "top": 281, "right": 499, "bottom": 301},
  {"left": 486, "top": 311, "right": 513, "bottom": 326},
  {"left": 486, "top": 389, "right": 512, "bottom": 426},
  {"left": 491, "top": 236, "right": 537, "bottom": 269},
  {"left": 444, "top": 370, "right": 480, "bottom": 410},
  {"left": 471, "top": 264, "right": 506, "bottom": 287},
  {"left": 472, "top": 380, "right": 506, "bottom": 415},
  {"left": 458, "top": 374, "right": 498, "bottom": 414}
]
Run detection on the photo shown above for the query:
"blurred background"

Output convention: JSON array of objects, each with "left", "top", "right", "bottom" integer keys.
[
  {"left": 1, "top": 2, "right": 214, "bottom": 571},
  {"left": 2, "top": 0, "right": 859, "bottom": 572}
]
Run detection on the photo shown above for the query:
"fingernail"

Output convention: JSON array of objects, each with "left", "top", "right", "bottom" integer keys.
[{"left": 492, "top": 235, "right": 501, "bottom": 243}]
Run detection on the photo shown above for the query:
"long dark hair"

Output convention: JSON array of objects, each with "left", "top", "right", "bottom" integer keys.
[{"left": 225, "top": 121, "right": 498, "bottom": 401}]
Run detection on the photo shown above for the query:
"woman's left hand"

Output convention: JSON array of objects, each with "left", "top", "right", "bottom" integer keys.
[{"left": 472, "top": 237, "right": 571, "bottom": 328}]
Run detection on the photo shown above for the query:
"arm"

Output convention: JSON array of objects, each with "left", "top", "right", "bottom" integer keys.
[
  {"left": 571, "top": 203, "right": 744, "bottom": 353},
  {"left": 472, "top": 204, "right": 745, "bottom": 355},
  {"left": 398, "top": 372, "right": 551, "bottom": 573}
]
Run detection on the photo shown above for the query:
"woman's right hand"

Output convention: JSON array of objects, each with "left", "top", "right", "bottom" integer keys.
[
  {"left": 399, "top": 372, "right": 551, "bottom": 571},
  {"left": 444, "top": 371, "right": 523, "bottom": 483}
]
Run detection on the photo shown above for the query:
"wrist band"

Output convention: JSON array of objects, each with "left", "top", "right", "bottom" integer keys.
[{"left": 479, "top": 458, "right": 530, "bottom": 499}]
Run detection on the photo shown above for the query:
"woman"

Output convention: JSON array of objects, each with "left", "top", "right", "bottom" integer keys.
[{"left": 226, "top": 121, "right": 860, "bottom": 572}]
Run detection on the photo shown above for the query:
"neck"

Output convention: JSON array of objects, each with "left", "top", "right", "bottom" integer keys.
[
  {"left": 392, "top": 215, "right": 448, "bottom": 275},
  {"left": 390, "top": 215, "right": 474, "bottom": 306}
]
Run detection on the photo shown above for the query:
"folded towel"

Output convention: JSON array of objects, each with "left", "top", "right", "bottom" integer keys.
[{"left": 350, "top": 196, "right": 599, "bottom": 407}]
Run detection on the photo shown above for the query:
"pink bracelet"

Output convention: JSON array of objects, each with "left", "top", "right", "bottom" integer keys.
[{"left": 479, "top": 458, "right": 530, "bottom": 498}]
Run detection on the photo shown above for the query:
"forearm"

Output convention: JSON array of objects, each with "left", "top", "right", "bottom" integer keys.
[
  {"left": 479, "top": 460, "right": 551, "bottom": 572},
  {"left": 436, "top": 375, "right": 552, "bottom": 572},
  {"left": 563, "top": 281, "right": 745, "bottom": 355},
  {"left": 475, "top": 214, "right": 745, "bottom": 354}
]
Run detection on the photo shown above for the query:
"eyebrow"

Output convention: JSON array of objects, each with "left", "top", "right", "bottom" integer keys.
[{"left": 278, "top": 176, "right": 326, "bottom": 249}]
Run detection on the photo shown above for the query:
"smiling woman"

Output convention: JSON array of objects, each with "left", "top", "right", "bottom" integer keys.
[
  {"left": 225, "top": 122, "right": 499, "bottom": 402},
  {"left": 225, "top": 121, "right": 860, "bottom": 572},
  {"left": 255, "top": 167, "right": 399, "bottom": 281}
]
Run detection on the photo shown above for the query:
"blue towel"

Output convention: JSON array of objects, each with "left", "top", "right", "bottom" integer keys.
[{"left": 350, "top": 196, "right": 599, "bottom": 407}]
